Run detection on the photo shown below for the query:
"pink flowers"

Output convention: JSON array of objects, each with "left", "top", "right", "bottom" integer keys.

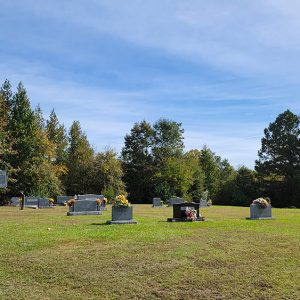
[{"left": 185, "top": 208, "right": 197, "bottom": 221}]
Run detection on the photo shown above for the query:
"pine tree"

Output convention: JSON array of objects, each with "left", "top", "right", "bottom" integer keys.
[
  {"left": 65, "top": 121, "right": 95, "bottom": 195},
  {"left": 255, "top": 110, "right": 300, "bottom": 207},
  {"left": 0, "top": 80, "right": 16, "bottom": 200},
  {"left": 121, "top": 120, "right": 154, "bottom": 202},
  {"left": 46, "top": 109, "right": 68, "bottom": 192}
]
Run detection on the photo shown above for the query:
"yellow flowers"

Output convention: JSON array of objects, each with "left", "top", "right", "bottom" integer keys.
[{"left": 115, "top": 194, "right": 130, "bottom": 207}]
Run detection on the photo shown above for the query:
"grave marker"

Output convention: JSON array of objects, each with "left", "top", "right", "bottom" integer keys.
[{"left": 167, "top": 202, "right": 205, "bottom": 222}]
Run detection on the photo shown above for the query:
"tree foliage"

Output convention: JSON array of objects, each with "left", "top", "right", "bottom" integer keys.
[{"left": 255, "top": 110, "right": 300, "bottom": 207}]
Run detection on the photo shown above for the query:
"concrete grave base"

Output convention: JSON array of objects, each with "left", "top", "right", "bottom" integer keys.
[
  {"left": 25, "top": 205, "right": 39, "bottom": 209},
  {"left": 167, "top": 217, "right": 205, "bottom": 222},
  {"left": 106, "top": 220, "right": 137, "bottom": 224},
  {"left": 67, "top": 211, "right": 102, "bottom": 216}
]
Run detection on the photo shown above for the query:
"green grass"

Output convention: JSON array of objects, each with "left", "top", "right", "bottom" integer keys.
[{"left": 0, "top": 205, "right": 299, "bottom": 300}]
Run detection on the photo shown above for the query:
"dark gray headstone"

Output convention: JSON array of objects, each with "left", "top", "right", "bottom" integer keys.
[
  {"left": 77, "top": 194, "right": 103, "bottom": 200},
  {"left": 38, "top": 198, "right": 51, "bottom": 208},
  {"left": 10, "top": 197, "right": 20, "bottom": 206},
  {"left": 248, "top": 204, "right": 273, "bottom": 220},
  {"left": 107, "top": 206, "right": 137, "bottom": 224},
  {"left": 152, "top": 198, "right": 162, "bottom": 207},
  {"left": 0, "top": 170, "right": 7, "bottom": 188},
  {"left": 67, "top": 200, "right": 102, "bottom": 216},
  {"left": 168, "top": 197, "right": 184, "bottom": 206},
  {"left": 25, "top": 197, "right": 39, "bottom": 208},
  {"left": 167, "top": 202, "right": 205, "bottom": 222}
]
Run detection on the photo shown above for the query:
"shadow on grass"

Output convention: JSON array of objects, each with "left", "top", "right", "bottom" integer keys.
[{"left": 90, "top": 222, "right": 109, "bottom": 226}]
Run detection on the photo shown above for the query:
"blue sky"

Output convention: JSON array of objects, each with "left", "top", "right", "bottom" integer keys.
[{"left": 1, "top": 1, "right": 300, "bottom": 168}]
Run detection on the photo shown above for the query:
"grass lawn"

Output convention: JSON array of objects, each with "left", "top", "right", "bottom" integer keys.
[{"left": 0, "top": 205, "right": 299, "bottom": 300}]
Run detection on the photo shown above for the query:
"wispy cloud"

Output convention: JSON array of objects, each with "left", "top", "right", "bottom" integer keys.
[{"left": 1, "top": 1, "right": 300, "bottom": 168}]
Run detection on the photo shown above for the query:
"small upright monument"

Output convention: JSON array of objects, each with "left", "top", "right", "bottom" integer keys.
[
  {"left": 199, "top": 190, "right": 209, "bottom": 207},
  {"left": 0, "top": 170, "right": 7, "bottom": 188},
  {"left": 167, "top": 202, "right": 205, "bottom": 222},
  {"left": 152, "top": 198, "right": 163, "bottom": 207},
  {"left": 107, "top": 195, "right": 137, "bottom": 224},
  {"left": 247, "top": 197, "right": 273, "bottom": 220}
]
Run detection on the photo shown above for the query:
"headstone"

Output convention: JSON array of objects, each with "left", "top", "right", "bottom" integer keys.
[
  {"left": 168, "top": 197, "right": 184, "bottom": 206},
  {"left": 24, "top": 197, "right": 39, "bottom": 209},
  {"left": 67, "top": 199, "right": 102, "bottom": 216},
  {"left": 76, "top": 194, "right": 107, "bottom": 210},
  {"left": 247, "top": 204, "right": 273, "bottom": 220},
  {"left": 152, "top": 198, "right": 162, "bottom": 207},
  {"left": 167, "top": 202, "right": 205, "bottom": 222},
  {"left": 107, "top": 206, "right": 137, "bottom": 224},
  {"left": 38, "top": 198, "right": 52, "bottom": 208},
  {"left": 0, "top": 170, "right": 7, "bottom": 188},
  {"left": 199, "top": 190, "right": 209, "bottom": 207},
  {"left": 77, "top": 194, "right": 103, "bottom": 200},
  {"left": 57, "top": 196, "right": 73, "bottom": 206},
  {"left": 10, "top": 197, "right": 20, "bottom": 206}
]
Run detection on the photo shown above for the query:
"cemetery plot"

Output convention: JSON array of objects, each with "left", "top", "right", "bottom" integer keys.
[{"left": 167, "top": 202, "right": 205, "bottom": 222}]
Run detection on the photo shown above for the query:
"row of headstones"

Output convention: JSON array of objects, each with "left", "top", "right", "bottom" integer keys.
[
  {"left": 10, "top": 194, "right": 107, "bottom": 212},
  {"left": 154, "top": 198, "right": 272, "bottom": 220},
  {"left": 66, "top": 194, "right": 136, "bottom": 224},
  {"left": 167, "top": 202, "right": 273, "bottom": 221},
  {"left": 10, "top": 197, "right": 52, "bottom": 209},
  {"left": 152, "top": 197, "right": 209, "bottom": 207}
]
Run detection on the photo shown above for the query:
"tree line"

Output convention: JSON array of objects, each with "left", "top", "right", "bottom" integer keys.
[{"left": 0, "top": 80, "right": 299, "bottom": 207}]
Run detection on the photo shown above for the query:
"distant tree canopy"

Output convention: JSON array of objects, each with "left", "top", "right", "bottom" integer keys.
[
  {"left": 0, "top": 79, "right": 299, "bottom": 207},
  {"left": 0, "top": 80, "right": 125, "bottom": 203}
]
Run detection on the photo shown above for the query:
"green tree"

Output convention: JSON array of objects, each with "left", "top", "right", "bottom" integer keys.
[
  {"left": 65, "top": 121, "right": 95, "bottom": 195},
  {"left": 121, "top": 120, "right": 154, "bottom": 203},
  {"left": 6, "top": 82, "right": 61, "bottom": 196},
  {"left": 0, "top": 81, "right": 16, "bottom": 201},
  {"left": 153, "top": 156, "right": 194, "bottom": 201},
  {"left": 8, "top": 82, "right": 39, "bottom": 194},
  {"left": 217, "top": 166, "right": 258, "bottom": 206},
  {"left": 185, "top": 150, "right": 205, "bottom": 201},
  {"left": 255, "top": 110, "right": 300, "bottom": 207},
  {"left": 46, "top": 109, "right": 68, "bottom": 192},
  {"left": 92, "top": 149, "right": 125, "bottom": 199},
  {"left": 199, "top": 146, "right": 221, "bottom": 199},
  {"left": 152, "top": 119, "right": 184, "bottom": 164}
]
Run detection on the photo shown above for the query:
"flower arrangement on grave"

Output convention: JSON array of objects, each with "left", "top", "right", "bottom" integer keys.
[
  {"left": 252, "top": 197, "right": 271, "bottom": 208},
  {"left": 48, "top": 198, "right": 55, "bottom": 205},
  {"left": 114, "top": 194, "right": 130, "bottom": 207},
  {"left": 67, "top": 198, "right": 75, "bottom": 207},
  {"left": 185, "top": 207, "right": 197, "bottom": 221}
]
